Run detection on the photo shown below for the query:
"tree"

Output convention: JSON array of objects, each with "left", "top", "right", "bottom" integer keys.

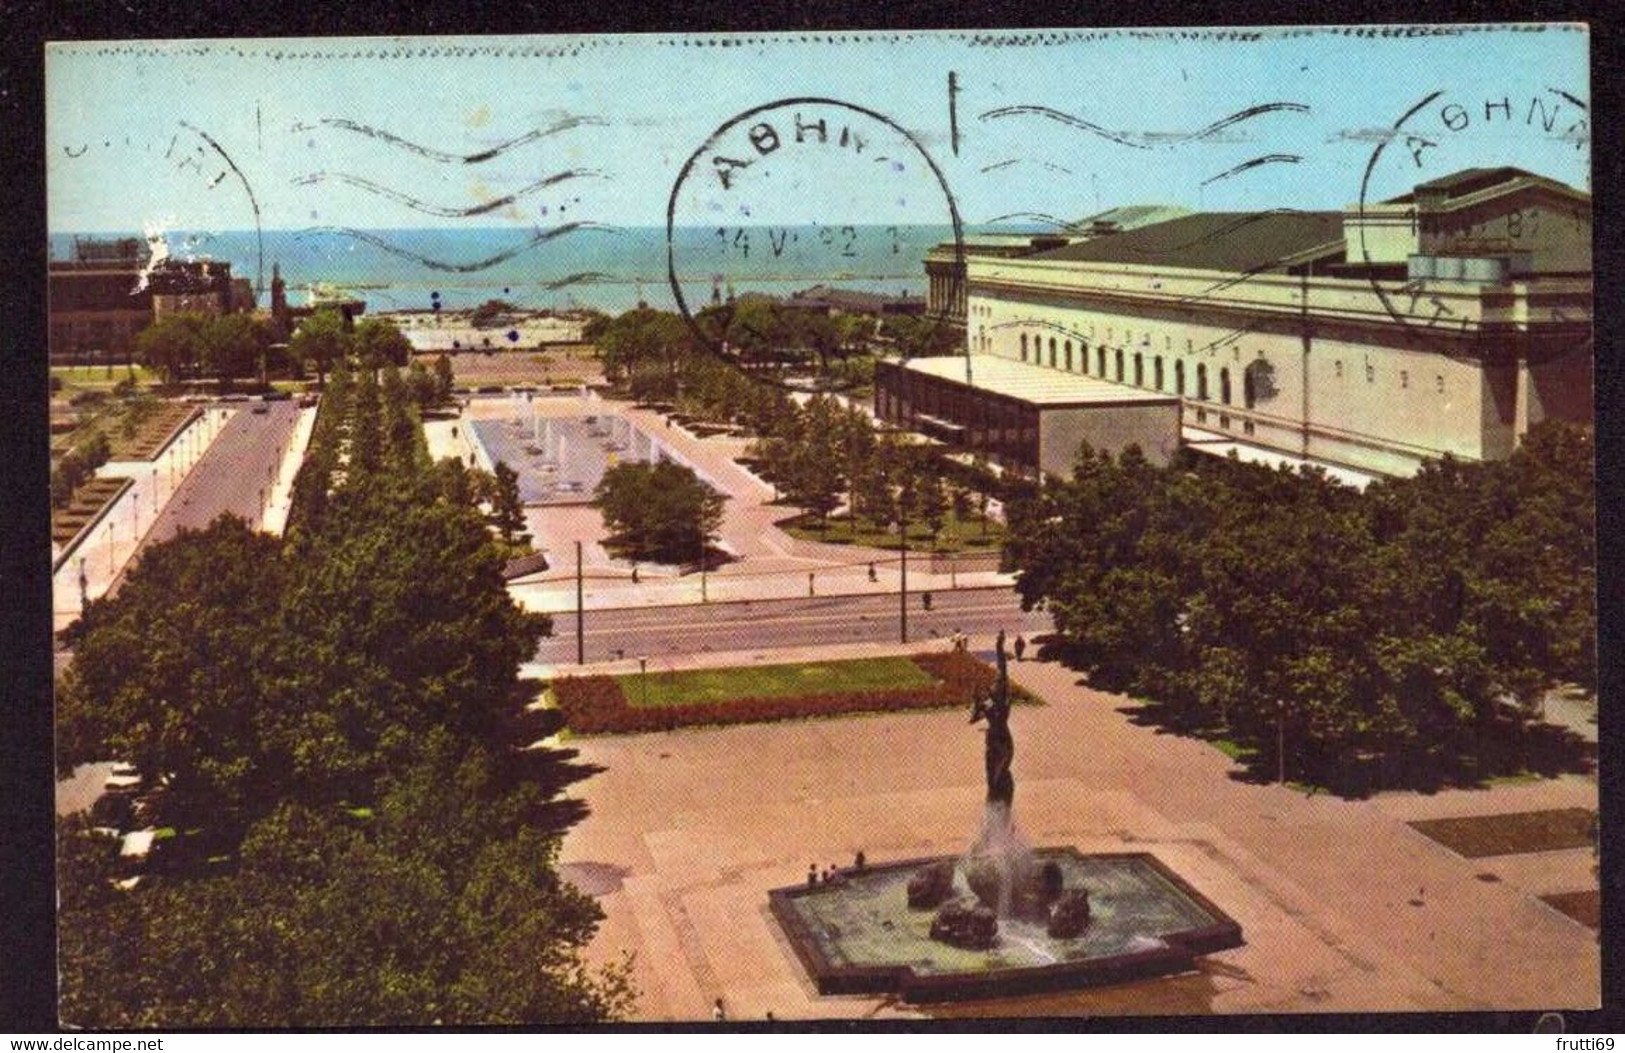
[
  {"left": 780, "top": 395, "right": 845, "bottom": 527},
  {"left": 55, "top": 371, "right": 618, "bottom": 1027},
  {"left": 56, "top": 742, "right": 634, "bottom": 1027},
  {"left": 135, "top": 313, "right": 207, "bottom": 383},
  {"left": 57, "top": 516, "right": 293, "bottom": 827},
  {"left": 355, "top": 317, "right": 413, "bottom": 368},
  {"left": 918, "top": 475, "right": 948, "bottom": 544},
  {"left": 470, "top": 299, "right": 518, "bottom": 329},
  {"left": 290, "top": 309, "right": 351, "bottom": 387},
  {"left": 405, "top": 358, "right": 438, "bottom": 409},
  {"left": 432, "top": 353, "right": 455, "bottom": 403},
  {"left": 593, "top": 460, "right": 726, "bottom": 563},
  {"left": 204, "top": 313, "right": 269, "bottom": 384},
  {"left": 487, "top": 460, "right": 528, "bottom": 546}
]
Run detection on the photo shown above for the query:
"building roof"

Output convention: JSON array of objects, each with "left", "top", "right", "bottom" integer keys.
[
  {"left": 1380, "top": 166, "right": 1588, "bottom": 205},
  {"left": 1068, "top": 203, "right": 1192, "bottom": 233},
  {"left": 898, "top": 354, "right": 1176, "bottom": 407},
  {"left": 1026, "top": 210, "right": 1345, "bottom": 273}
]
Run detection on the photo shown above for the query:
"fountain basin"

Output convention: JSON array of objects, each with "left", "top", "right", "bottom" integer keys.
[{"left": 768, "top": 849, "right": 1243, "bottom": 1003}]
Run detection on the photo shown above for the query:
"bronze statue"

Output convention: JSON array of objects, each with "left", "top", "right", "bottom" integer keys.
[{"left": 969, "top": 629, "right": 1015, "bottom": 808}]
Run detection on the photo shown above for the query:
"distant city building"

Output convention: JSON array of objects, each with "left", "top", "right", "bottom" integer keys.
[
  {"left": 785, "top": 284, "right": 928, "bottom": 317},
  {"left": 49, "top": 236, "right": 253, "bottom": 362},
  {"left": 889, "top": 168, "right": 1590, "bottom": 479}
]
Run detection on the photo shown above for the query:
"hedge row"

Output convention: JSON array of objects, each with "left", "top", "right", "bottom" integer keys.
[{"left": 553, "top": 650, "right": 1001, "bottom": 734}]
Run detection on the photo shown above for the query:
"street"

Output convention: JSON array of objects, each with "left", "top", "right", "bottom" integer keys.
[{"left": 534, "top": 587, "right": 1052, "bottom": 665}]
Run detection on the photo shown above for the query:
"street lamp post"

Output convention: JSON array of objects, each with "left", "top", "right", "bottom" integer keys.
[
  {"left": 78, "top": 557, "right": 87, "bottom": 609},
  {"left": 1276, "top": 700, "right": 1286, "bottom": 786},
  {"left": 638, "top": 656, "right": 649, "bottom": 708}
]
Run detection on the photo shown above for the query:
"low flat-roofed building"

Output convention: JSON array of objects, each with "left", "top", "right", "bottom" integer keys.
[{"left": 875, "top": 353, "right": 1181, "bottom": 475}]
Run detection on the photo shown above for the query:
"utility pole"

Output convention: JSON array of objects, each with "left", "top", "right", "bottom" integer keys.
[
  {"left": 575, "top": 540, "right": 585, "bottom": 665},
  {"left": 1277, "top": 700, "right": 1286, "bottom": 786}
]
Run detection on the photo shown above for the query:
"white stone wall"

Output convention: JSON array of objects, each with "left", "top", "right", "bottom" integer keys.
[{"left": 962, "top": 267, "right": 1539, "bottom": 477}]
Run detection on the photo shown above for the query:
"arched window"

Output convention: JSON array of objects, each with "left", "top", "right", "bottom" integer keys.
[
  {"left": 1114, "top": 349, "right": 1124, "bottom": 382},
  {"left": 1064, "top": 340, "right": 1073, "bottom": 371},
  {"left": 1097, "top": 347, "right": 1106, "bottom": 375},
  {"left": 1220, "top": 367, "right": 1232, "bottom": 405},
  {"left": 1175, "top": 360, "right": 1185, "bottom": 396},
  {"left": 1243, "top": 370, "right": 1256, "bottom": 408},
  {"left": 1133, "top": 353, "right": 1144, "bottom": 387},
  {"left": 1020, "top": 333, "right": 1028, "bottom": 362},
  {"left": 1154, "top": 357, "right": 1164, "bottom": 391},
  {"left": 1197, "top": 363, "right": 1208, "bottom": 401},
  {"left": 1048, "top": 337, "right": 1057, "bottom": 368}
]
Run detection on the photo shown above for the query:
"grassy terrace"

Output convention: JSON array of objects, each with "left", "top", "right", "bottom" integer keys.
[
  {"left": 779, "top": 510, "right": 1006, "bottom": 553},
  {"left": 616, "top": 656, "right": 934, "bottom": 707},
  {"left": 555, "top": 650, "right": 1021, "bottom": 734}
]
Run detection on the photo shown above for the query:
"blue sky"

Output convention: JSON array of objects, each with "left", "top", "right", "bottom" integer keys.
[{"left": 47, "top": 25, "right": 1589, "bottom": 234}]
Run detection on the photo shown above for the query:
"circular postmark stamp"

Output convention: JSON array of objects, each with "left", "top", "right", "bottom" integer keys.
[
  {"left": 1353, "top": 87, "right": 1589, "bottom": 340},
  {"left": 666, "top": 97, "right": 965, "bottom": 356}
]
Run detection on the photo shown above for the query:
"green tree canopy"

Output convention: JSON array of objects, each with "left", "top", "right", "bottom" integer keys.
[
  {"left": 135, "top": 313, "right": 208, "bottom": 383},
  {"left": 354, "top": 316, "right": 413, "bottom": 367},
  {"left": 290, "top": 309, "right": 351, "bottom": 387},
  {"left": 593, "top": 460, "right": 726, "bottom": 563}
]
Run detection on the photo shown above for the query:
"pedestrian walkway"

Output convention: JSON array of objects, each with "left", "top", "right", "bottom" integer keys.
[
  {"left": 434, "top": 394, "right": 1018, "bottom": 616},
  {"left": 262, "top": 405, "right": 318, "bottom": 535},
  {"left": 509, "top": 564, "right": 1014, "bottom": 615}
]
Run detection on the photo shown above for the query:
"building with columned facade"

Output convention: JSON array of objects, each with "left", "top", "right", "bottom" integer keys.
[{"left": 885, "top": 168, "right": 1591, "bottom": 481}]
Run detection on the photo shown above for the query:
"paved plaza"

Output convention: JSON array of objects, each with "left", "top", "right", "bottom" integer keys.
[
  {"left": 553, "top": 637, "right": 1599, "bottom": 1021},
  {"left": 427, "top": 394, "right": 1023, "bottom": 621}
]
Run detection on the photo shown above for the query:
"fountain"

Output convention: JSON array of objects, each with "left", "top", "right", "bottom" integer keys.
[{"left": 768, "top": 631, "right": 1245, "bottom": 1003}]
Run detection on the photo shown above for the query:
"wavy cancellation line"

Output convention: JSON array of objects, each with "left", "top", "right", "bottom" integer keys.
[
  {"left": 978, "top": 101, "right": 1309, "bottom": 149},
  {"left": 300, "top": 114, "right": 606, "bottom": 164},
  {"left": 294, "top": 221, "right": 619, "bottom": 274},
  {"left": 1199, "top": 153, "right": 1302, "bottom": 187},
  {"left": 291, "top": 168, "right": 605, "bottom": 219},
  {"left": 980, "top": 159, "right": 1077, "bottom": 175}
]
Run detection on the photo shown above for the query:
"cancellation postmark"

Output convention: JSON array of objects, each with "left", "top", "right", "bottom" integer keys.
[
  {"left": 666, "top": 97, "right": 966, "bottom": 353},
  {"left": 1353, "top": 86, "right": 1590, "bottom": 337}
]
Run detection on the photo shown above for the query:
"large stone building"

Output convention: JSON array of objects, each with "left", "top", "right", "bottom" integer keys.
[
  {"left": 49, "top": 237, "right": 254, "bottom": 363},
  {"left": 886, "top": 168, "right": 1591, "bottom": 480},
  {"left": 923, "top": 204, "right": 1191, "bottom": 327}
]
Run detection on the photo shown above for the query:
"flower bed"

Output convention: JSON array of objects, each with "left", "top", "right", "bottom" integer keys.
[{"left": 553, "top": 649, "right": 1003, "bottom": 734}]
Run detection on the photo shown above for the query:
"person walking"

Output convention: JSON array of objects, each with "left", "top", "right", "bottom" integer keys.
[
  {"left": 1014, "top": 634, "right": 1027, "bottom": 662},
  {"left": 713, "top": 997, "right": 726, "bottom": 1022}
]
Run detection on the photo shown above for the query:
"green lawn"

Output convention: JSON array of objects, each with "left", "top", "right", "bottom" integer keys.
[
  {"left": 782, "top": 510, "right": 1006, "bottom": 553},
  {"left": 616, "top": 655, "right": 936, "bottom": 708},
  {"left": 52, "top": 365, "right": 161, "bottom": 389}
]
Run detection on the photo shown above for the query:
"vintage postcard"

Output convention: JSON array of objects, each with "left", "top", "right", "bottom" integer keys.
[{"left": 46, "top": 25, "right": 1596, "bottom": 1026}]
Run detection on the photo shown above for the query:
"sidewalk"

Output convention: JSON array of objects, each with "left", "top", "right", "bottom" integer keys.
[
  {"left": 52, "top": 407, "right": 234, "bottom": 631},
  {"left": 262, "top": 405, "right": 318, "bottom": 535},
  {"left": 508, "top": 565, "right": 1016, "bottom": 614}
]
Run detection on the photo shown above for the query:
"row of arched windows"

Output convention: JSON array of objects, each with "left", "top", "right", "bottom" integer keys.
[{"left": 1015, "top": 332, "right": 1257, "bottom": 408}]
